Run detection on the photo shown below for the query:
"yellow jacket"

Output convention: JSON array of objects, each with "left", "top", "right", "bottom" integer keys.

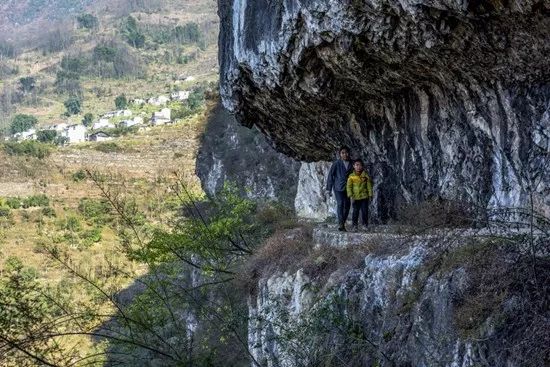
[{"left": 346, "top": 171, "right": 373, "bottom": 200}]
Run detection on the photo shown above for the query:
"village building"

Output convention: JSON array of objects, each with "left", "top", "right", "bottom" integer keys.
[
  {"left": 121, "top": 116, "right": 144, "bottom": 128},
  {"left": 171, "top": 91, "right": 190, "bottom": 101},
  {"left": 88, "top": 132, "right": 113, "bottom": 142},
  {"left": 52, "top": 123, "right": 68, "bottom": 132},
  {"left": 148, "top": 95, "right": 170, "bottom": 106},
  {"left": 151, "top": 108, "right": 171, "bottom": 125},
  {"left": 63, "top": 124, "right": 87, "bottom": 144},
  {"left": 15, "top": 128, "right": 37, "bottom": 141},
  {"left": 93, "top": 119, "right": 115, "bottom": 130},
  {"left": 131, "top": 98, "right": 146, "bottom": 106}
]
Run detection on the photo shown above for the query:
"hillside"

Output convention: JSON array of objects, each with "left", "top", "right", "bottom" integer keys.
[{"left": 0, "top": 0, "right": 218, "bottom": 133}]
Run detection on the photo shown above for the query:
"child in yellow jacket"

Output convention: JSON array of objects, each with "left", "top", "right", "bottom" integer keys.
[{"left": 346, "top": 159, "right": 373, "bottom": 231}]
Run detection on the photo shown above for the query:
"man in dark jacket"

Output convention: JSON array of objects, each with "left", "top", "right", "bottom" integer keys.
[{"left": 326, "top": 146, "right": 353, "bottom": 231}]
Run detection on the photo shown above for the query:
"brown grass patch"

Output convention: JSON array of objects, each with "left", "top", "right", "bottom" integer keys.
[{"left": 239, "top": 226, "right": 376, "bottom": 295}]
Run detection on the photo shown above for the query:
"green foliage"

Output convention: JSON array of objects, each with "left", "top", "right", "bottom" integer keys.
[
  {"left": 93, "top": 45, "right": 116, "bottom": 62},
  {"left": 76, "top": 13, "right": 99, "bottom": 29},
  {"left": 78, "top": 198, "right": 112, "bottom": 225},
  {"left": 173, "top": 23, "right": 202, "bottom": 44},
  {"left": 0, "top": 206, "right": 11, "bottom": 217},
  {"left": 81, "top": 227, "right": 102, "bottom": 247},
  {"left": 5, "top": 197, "right": 21, "bottom": 209},
  {"left": 60, "top": 55, "right": 88, "bottom": 73},
  {"left": 36, "top": 129, "right": 58, "bottom": 143},
  {"left": 19, "top": 76, "right": 36, "bottom": 93},
  {"left": 188, "top": 88, "right": 205, "bottom": 110},
  {"left": 132, "top": 184, "right": 257, "bottom": 268},
  {"left": 0, "top": 257, "right": 65, "bottom": 366},
  {"left": 3, "top": 141, "right": 51, "bottom": 159},
  {"left": 72, "top": 169, "right": 87, "bottom": 182},
  {"left": 64, "top": 96, "right": 82, "bottom": 115},
  {"left": 122, "top": 16, "right": 145, "bottom": 49},
  {"left": 10, "top": 114, "right": 37, "bottom": 134},
  {"left": 63, "top": 215, "right": 82, "bottom": 232},
  {"left": 94, "top": 142, "right": 122, "bottom": 153},
  {"left": 22, "top": 194, "right": 50, "bottom": 208},
  {"left": 115, "top": 94, "right": 128, "bottom": 109},
  {"left": 41, "top": 207, "right": 56, "bottom": 218},
  {"left": 82, "top": 112, "right": 94, "bottom": 127},
  {"left": 55, "top": 69, "right": 81, "bottom": 95}
]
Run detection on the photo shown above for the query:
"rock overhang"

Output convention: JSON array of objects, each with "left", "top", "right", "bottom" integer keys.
[{"left": 218, "top": 0, "right": 550, "bottom": 216}]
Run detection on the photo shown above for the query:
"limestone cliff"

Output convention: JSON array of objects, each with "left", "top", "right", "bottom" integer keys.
[
  {"left": 218, "top": 0, "right": 550, "bottom": 221},
  {"left": 247, "top": 226, "right": 549, "bottom": 367},
  {"left": 196, "top": 102, "right": 300, "bottom": 205}
]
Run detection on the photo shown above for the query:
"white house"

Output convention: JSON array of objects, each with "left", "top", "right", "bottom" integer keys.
[
  {"left": 151, "top": 108, "right": 171, "bottom": 125},
  {"left": 89, "top": 132, "right": 113, "bottom": 142},
  {"left": 121, "top": 116, "right": 143, "bottom": 128},
  {"left": 63, "top": 124, "right": 87, "bottom": 144},
  {"left": 132, "top": 98, "right": 145, "bottom": 106},
  {"left": 93, "top": 119, "right": 115, "bottom": 130},
  {"left": 171, "top": 91, "right": 190, "bottom": 101},
  {"left": 52, "top": 123, "right": 68, "bottom": 132},
  {"left": 16, "top": 128, "right": 37, "bottom": 141},
  {"left": 148, "top": 95, "right": 170, "bottom": 106}
]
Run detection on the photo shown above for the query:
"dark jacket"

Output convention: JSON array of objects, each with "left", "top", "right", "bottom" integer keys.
[{"left": 326, "top": 159, "right": 353, "bottom": 192}]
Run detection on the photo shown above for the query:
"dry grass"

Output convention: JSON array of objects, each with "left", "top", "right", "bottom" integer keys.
[
  {"left": 395, "top": 197, "right": 477, "bottom": 229},
  {"left": 240, "top": 226, "right": 376, "bottom": 295}
]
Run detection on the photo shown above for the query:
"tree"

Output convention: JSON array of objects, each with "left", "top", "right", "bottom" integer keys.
[
  {"left": 64, "top": 97, "right": 81, "bottom": 116},
  {"left": 10, "top": 114, "right": 37, "bottom": 134},
  {"left": 82, "top": 113, "right": 93, "bottom": 127},
  {"left": 19, "top": 77, "right": 36, "bottom": 93},
  {"left": 76, "top": 13, "right": 99, "bottom": 29},
  {"left": 122, "top": 16, "right": 145, "bottom": 48},
  {"left": 36, "top": 130, "right": 57, "bottom": 143},
  {"left": 55, "top": 70, "right": 81, "bottom": 95},
  {"left": 115, "top": 94, "right": 128, "bottom": 109}
]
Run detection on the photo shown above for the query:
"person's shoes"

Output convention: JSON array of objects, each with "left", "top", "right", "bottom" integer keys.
[
  {"left": 338, "top": 224, "right": 346, "bottom": 232},
  {"left": 351, "top": 225, "right": 358, "bottom": 232}
]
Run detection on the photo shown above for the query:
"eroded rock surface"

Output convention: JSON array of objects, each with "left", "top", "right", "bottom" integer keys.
[
  {"left": 218, "top": 0, "right": 550, "bottom": 220},
  {"left": 196, "top": 102, "right": 300, "bottom": 205}
]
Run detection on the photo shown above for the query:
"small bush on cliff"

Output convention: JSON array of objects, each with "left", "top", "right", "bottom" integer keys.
[{"left": 3, "top": 141, "right": 51, "bottom": 159}]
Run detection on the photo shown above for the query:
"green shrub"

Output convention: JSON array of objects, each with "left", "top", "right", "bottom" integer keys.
[
  {"left": 64, "top": 216, "right": 82, "bottom": 232},
  {"left": 22, "top": 194, "right": 50, "bottom": 208},
  {"left": 76, "top": 13, "right": 99, "bottom": 29},
  {"left": 41, "top": 207, "right": 56, "bottom": 218},
  {"left": 72, "top": 169, "right": 87, "bottom": 182},
  {"left": 78, "top": 198, "right": 112, "bottom": 225},
  {"left": 36, "top": 130, "right": 58, "bottom": 143},
  {"left": 93, "top": 141, "right": 128, "bottom": 153},
  {"left": 10, "top": 114, "right": 37, "bottom": 134},
  {"left": 5, "top": 197, "right": 21, "bottom": 209},
  {"left": 3, "top": 141, "right": 51, "bottom": 159},
  {"left": 81, "top": 227, "right": 102, "bottom": 246},
  {"left": 0, "top": 206, "right": 11, "bottom": 217},
  {"left": 64, "top": 96, "right": 82, "bottom": 116}
]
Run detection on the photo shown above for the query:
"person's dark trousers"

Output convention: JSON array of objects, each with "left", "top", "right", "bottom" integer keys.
[
  {"left": 352, "top": 199, "right": 369, "bottom": 226},
  {"left": 334, "top": 190, "right": 351, "bottom": 225}
]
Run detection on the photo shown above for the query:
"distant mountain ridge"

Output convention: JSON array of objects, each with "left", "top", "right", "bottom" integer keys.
[{"left": 0, "top": 0, "right": 91, "bottom": 29}]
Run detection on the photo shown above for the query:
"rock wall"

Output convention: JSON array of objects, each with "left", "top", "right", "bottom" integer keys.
[
  {"left": 218, "top": 0, "right": 550, "bottom": 221},
  {"left": 248, "top": 230, "right": 547, "bottom": 367},
  {"left": 196, "top": 102, "right": 301, "bottom": 206}
]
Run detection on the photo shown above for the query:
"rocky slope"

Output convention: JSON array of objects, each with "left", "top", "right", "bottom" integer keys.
[
  {"left": 217, "top": 0, "right": 550, "bottom": 221},
  {"left": 248, "top": 226, "right": 548, "bottom": 367},
  {"left": 196, "top": 102, "right": 300, "bottom": 205}
]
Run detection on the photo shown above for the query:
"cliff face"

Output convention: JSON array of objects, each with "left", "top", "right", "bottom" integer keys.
[
  {"left": 218, "top": 0, "right": 550, "bottom": 220},
  {"left": 196, "top": 102, "right": 301, "bottom": 206},
  {"left": 248, "top": 227, "right": 548, "bottom": 367}
]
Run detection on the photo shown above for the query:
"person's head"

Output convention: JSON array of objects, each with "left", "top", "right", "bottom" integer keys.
[
  {"left": 353, "top": 159, "right": 364, "bottom": 173},
  {"left": 339, "top": 146, "right": 350, "bottom": 161}
]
